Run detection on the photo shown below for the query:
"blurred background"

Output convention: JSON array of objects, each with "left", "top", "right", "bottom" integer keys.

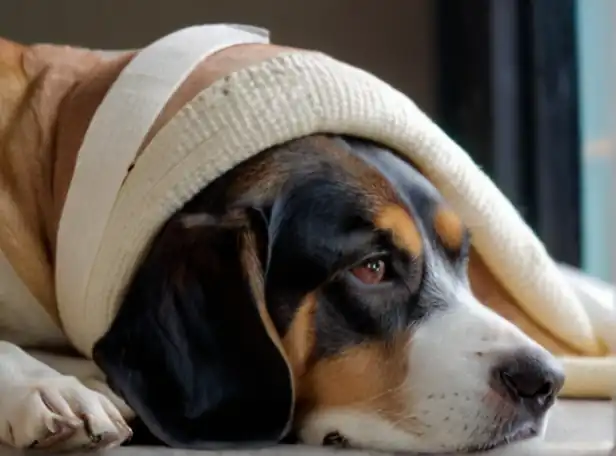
[{"left": 2, "top": 0, "right": 614, "bottom": 280}]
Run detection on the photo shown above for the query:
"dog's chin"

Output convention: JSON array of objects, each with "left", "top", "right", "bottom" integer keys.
[
  {"left": 461, "top": 419, "right": 542, "bottom": 453},
  {"left": 316, "top": 420, "right": 543, "bottom": 455}
]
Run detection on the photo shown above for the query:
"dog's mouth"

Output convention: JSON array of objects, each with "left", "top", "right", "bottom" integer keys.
[
  {"left": 462, "top": 420, "right": 540, "bottom": 453},
  {"left": 320, "top": 420, "right": 540, "bottom": 454}
]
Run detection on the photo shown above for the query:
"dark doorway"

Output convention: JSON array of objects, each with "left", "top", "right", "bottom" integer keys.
[{"left": 436, "top": 0, "right": 581, "bottom": 266}]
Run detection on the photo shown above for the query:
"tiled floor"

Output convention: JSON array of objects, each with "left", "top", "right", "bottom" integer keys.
[{"left": 1, "top": 400, "right": 613, "bottom": 456}]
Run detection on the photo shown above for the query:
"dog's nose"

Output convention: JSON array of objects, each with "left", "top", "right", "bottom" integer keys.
[{"left": 491, "top": 351, "right": 565, "bottom": 414}]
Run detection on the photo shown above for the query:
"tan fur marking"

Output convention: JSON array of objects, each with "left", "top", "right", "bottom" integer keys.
[
  {"left": 282, "top": 293, "right": 317, "bottom": 378},
  {"left": 374, "top": 205, "right": 422, "bottom": 256},
  {"left": 0, "top": 39, "right": 63, "bottom": 325},
  {"left": 433, "top": 206, "right": 464, "bottom": 251},
  {"left": 297, "top": 335, "right": 423, "bottom": 435},
  {"left": 240, "top": 226, "right": 297, "bottom": 419},
  {"left": 0, "top": 39, "right": 27, "bottom": 137},
  {"left": 240, "top": 227, "right": 294, "bottom": 369},
  {"left": 0, "top": 39, "right": 295, "bottom": 332}
]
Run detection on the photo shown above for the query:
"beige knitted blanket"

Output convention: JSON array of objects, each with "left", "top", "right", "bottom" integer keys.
[{"left": 55, "top": 24, "right": 615, "bottom": 399}]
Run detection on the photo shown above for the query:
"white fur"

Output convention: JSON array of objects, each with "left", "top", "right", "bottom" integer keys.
[
  {"left": 0, "top": 342, "right": 133, "bottom": 451},
  {"left": 299, "top": 249, "right": 559, "bottom": 453},
  {"left": 0, "top": 251, "right": 133, "bottom": 450}
]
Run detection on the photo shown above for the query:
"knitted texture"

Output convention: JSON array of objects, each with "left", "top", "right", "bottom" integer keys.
[
  {"left": 55, "top": 24, "right": 269, "bottom": 351},
  {"left": 58, "top": 51, "right": 598, "bottom": 360}
]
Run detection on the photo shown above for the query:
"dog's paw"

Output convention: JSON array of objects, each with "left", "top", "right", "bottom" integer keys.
[{"left": 0, "top": 375, "right": 132, "bottom": 451}]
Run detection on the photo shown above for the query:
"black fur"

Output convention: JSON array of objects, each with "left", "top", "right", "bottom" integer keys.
[
  {"left": 93, "top": 211, "right": 292, "bottom": 449},
  {"left": 93, "top": 135, "right": 471, "bottom": 448}
]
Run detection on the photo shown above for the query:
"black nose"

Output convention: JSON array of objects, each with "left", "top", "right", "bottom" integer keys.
[{"left": 491, "top": 351, "right": 565, "bottom": 414}]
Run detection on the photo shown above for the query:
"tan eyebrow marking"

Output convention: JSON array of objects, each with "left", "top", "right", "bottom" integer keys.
[
  {"left": 433, "top": 206, "right": 465, "bottom": 251},
  {"left": 374, "top": 204, "right": 423, "bottom": 256}
]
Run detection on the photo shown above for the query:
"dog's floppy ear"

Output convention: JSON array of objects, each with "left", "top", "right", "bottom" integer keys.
[{"left": 92, "top": 208, "right": 294, "bottom": 449}]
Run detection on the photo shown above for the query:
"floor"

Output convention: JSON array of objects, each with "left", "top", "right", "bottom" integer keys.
[{"left": 0, "top": 400, "right": 613, "bottom": 455}]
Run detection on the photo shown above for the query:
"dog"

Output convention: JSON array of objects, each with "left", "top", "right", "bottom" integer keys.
[{"left": 0, "top": 36, "right": 566, "bottom": 453}]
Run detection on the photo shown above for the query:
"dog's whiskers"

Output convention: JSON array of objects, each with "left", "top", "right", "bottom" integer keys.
[
  {"left": 388, "top": 411, "right": 426, "bottom": 435},
  {"left": 341, "top": 379, "right": 410, "bottom": 409}
]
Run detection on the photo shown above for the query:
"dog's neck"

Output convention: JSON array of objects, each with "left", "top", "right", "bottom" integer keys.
[
  {"left": 53, "top": 51, "right": 136, "bottom": 244},
  {"left": 0, "top": 39, "right": 132, "bottom": 321},
  {"left": 0, "top": 38, "right": 292, "bottom": 323}
]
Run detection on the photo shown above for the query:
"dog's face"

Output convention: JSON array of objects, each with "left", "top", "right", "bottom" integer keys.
[{"left": 93, "top": 135, "right": 564, "bottom": 453}]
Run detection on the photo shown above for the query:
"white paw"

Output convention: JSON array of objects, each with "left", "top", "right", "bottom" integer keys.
[{"left": 0, "top": 376, "right": 132, "bottom": 451}]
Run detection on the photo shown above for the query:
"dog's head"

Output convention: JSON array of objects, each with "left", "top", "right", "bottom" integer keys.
[{"left": 93, "top": 135, "right": 564, "bottom": 453}]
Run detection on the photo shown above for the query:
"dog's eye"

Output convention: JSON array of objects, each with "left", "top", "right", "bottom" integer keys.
[{"left": 350, "top": 258, "right": 386, "bottom": 285}]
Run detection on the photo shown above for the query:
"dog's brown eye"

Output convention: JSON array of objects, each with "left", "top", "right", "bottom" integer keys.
[{"left": 351, "top": 258, "right": 386, "bottom": 284}]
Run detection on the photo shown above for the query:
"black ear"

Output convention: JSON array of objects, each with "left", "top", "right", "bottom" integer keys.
[{"left": 92, "top": 209, "right": 294, "bottom": 449}]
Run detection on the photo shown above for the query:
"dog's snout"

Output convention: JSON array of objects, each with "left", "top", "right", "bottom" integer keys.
[{"left": 491, "top": 351, "right": 565, "bottom": 413}]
